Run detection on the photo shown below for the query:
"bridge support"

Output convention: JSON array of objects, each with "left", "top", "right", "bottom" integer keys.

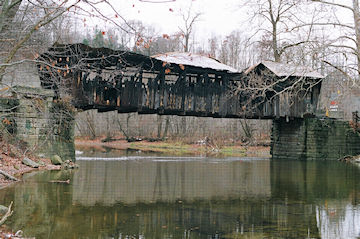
[
  {"left": 271, "top": 117, "right": 360, "bottom": 160},
  {"left": 0, "top": 86, "right": 75, "bottom": 161}
]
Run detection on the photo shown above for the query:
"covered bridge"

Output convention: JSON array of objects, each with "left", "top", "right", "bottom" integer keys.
[
  {"left": 244, "top": 61, "right": 324, "bottom": 119},
  {"left": 38, "top": 44, "right": 324, "bottom": 119}
]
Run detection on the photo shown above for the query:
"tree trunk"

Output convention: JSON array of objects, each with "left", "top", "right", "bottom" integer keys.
[
  {"left": 0, "top": 0, "right": 23, "bottom": 33},
  {"left": 272, "top": 23, "right": 280, "bottom": 62},
  {"left": 184, "top": 34, "right": 189, "bottom": 52},
  {"left": 162, "top": 116, "right": 170, "bottom": 140},
  {"left": 157, "top": 115, "right": 162, "bottom": 138},
  {"left": 181, "top": 117, "right": 186, "bottom": 136},
  {"left": 126, "top": 114, "right": 131, "bottom": 137},
  {"left": 0, "top": 201, "right": 13, "bottom": 226},
  {"left": 353, "top": 0, "right": 360, "bottom": 78},
  {"left": 85, "top": 111, "right": 96, "bottom": 139},
  {"left": 0, "top": 170, "right": 18, "bottom": 181},
  {"left": 105, "top": 113, "right": 111, "bottom": 138}
]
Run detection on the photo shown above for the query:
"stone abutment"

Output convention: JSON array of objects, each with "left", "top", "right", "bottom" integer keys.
[
  {"left": 0, "top": 86, "right": 75, "bottom": 160},
  {"left": 271, "top": 117, "right": 360, "bottom": 160}
]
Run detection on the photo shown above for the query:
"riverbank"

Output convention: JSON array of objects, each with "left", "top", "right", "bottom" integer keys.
[
  {"left": 75, "top": 137, "right": 271, "bottom": 158},
  {"left": 340, "top": 154, "right": 360, "bottom": 164},
  {"left": 0, "top": 142, "right": 62, "bottom": 238},
  {"left": 0, "top": 143, "right": 60, "bottom": 189}
]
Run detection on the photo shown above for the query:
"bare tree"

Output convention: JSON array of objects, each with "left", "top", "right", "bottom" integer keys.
[
  {"left": 150, "top": 35, "right": 183, "bottom": 54},
  {"left": 241, "top": 0, "right": 313, "bottom": 63},
  {"left": 0, "top": 0, "right": 136, "bottom": 82},
  {"left": 208, "top": 36, "right": 218, "bottom": 58},
  {"left": 177, "top": 2, "right": 202, "bottom": 53},
  {"left": 307, "top": 0, "right": 360, "bottom": 85},
  {"left": 216, "top": 31, "right": 255, "bottom": 70}
]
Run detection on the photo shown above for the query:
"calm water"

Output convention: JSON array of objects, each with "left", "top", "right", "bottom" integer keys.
[{"left": 1, "top": 155, "right": 360, "bottom": 239}]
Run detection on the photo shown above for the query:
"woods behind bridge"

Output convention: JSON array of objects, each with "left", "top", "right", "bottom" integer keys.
[{"left": 75, "top": 111, "right": 272, "bottom": 147}]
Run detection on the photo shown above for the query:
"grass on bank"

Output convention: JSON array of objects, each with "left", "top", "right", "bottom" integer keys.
[{"left": 75, "top": 136, "right": 270, "bottom": 158}]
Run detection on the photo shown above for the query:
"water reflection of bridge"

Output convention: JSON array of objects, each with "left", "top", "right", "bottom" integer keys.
[
  {"left": 72, "top": 158, "right": 271, "bottom": 205},
  {"left": 3, "top": 159, "right": 360, "bottom": 238},
  {"left": 69, "top": 159, "right": 360, "bottom": 238}
]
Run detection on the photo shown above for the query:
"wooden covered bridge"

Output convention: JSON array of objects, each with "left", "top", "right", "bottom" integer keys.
[
  {"left": 38, "top": 43, "right": 323, "bottom": 119},
  {"left": 34, "top": 44, "right": 360, "bottom": 161}
]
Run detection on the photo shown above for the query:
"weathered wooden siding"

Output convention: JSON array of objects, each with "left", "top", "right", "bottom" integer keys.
[
  {"left": 38, "top": 43, "right": 322, "bottom": 119},
  {"left": 68, "top": 70, "right": 321, "bottom": 119}
]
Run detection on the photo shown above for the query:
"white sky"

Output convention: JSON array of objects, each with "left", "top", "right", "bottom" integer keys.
[
  {"left": 81, "top": 0, "right": 354, "bottom": 48},
  {"left": 128, "top": 0, "right": 242, "bottom": 36},
  {"left": 86, "top": 0, "right": 244, "bottom": 40}
]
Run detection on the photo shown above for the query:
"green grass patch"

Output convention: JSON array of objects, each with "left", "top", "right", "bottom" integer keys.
[{"left": 126, "top": 141, "right": 252, "bottom": 157}]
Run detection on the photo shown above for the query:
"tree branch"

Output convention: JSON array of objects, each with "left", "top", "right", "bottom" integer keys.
[
  {"left": 0, "top": 201, "right": 13, "bottom": 226},
  {"left": 0, "top": 0, "right": 80, "bottom": 81},
  {"left": 279, "top": 41, "right": 312, "bottom": 55},
  {"left": 322, "top": 60, "right": 355, "bottom": 81},
  {"left": 311, "top": 0, "right": 354, "bottom": 13},
  {"left": 292, "top": 22, "right": 354, "bottom": 31}
]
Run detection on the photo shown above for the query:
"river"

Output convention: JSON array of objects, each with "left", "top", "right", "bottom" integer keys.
[{"left": 1, "top": 152, "right": 360, "bottom": 238}]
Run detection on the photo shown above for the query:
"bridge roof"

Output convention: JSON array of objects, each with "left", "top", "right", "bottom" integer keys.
[
  {"left": 153, "top": 52, "right": 239, "bottom": 73},
  {"left": 245, "top": 61, "right": 325, "bottom": 79},
  {"left": 42, "top": 44, "right": 239, "bottom": 76}
]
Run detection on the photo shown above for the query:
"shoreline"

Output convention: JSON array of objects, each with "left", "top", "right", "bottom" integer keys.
[
  {"left": 0, "top": 145, "right": 61, "bottom": 237},
  {"left": 0, "top": 151, "right": 60, "bottom": 189},
  {"left": 75, "top": 137, "right": 271, "bottom": 158},
  {"left": 0, "top": 137, "right": 270, "bottom": 189}
]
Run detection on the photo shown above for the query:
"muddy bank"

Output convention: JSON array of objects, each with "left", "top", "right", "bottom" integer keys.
[
  {"left": 0, "top": 144, "right": 60, "bottom": 189},
  {"left": 339, "top": 155, "right": 360, "bottom": 164}
]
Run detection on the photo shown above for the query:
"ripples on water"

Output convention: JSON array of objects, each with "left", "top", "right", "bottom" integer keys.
[{"left": 0, "top": 155, "right": 360, "bottom": 239}]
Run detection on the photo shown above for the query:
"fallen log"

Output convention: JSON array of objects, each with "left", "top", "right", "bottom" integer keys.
[
  {"left": 22, "top": 157, "right": 39, "bottom": 168},
  {"left": 0, "top": 170, "right": 19, "bottom": 181},
  {"left": 49, "top": 179, "right": 70, "bottom": 184}
]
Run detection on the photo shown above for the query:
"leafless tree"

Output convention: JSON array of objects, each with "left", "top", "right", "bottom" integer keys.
[
  {"left": 0, "top": 0, "right": 136, "bottom": 82},
  {"left": 306, "top": 0, "right": 360, "bottom": 86},
  {"left": 208, "top": 36, "right": 218, "bottom": 58},
  {"left": 241, "top": 0, "right": 314, "bottom": 63},
  {"left": 177, "top": 2, "right": 202, "bottom": 53},
  {"left": 216, "top": 30, "right": 259, "bottom": 70}
]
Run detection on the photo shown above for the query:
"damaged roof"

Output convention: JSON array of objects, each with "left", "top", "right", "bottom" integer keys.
[
  {"left": 152, "top": 52, "right": 239, "bottom": 73},
  {"left": 45, "top": 44, "right": 239, "bottom": 75},
  {"left": 245, "top": 61, "right": 325, "bottom": 79}
]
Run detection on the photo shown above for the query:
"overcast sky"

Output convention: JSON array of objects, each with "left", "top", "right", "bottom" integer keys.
[
  {"left": 85, "top": 0, "right": 244, "bottom": 40},
  {"left": 127, "top": 0, "right": 242, "bottom": 36},
  {"left": 81, "top": 0, "right": 354, "bottom": 48}
]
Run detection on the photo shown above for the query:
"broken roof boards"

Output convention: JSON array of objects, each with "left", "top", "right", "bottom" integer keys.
[
  {"left": 42, "top": 43, "right": 324, "bottom": 80},
  {"left": 42, "top": 43, "right": 239, "bottom": 76},
  {"left": 153, "top": 52, "right": 238, "bottom": 73},
  {"left": 245, "top": 61, "right": 325, "bottom": 79}
]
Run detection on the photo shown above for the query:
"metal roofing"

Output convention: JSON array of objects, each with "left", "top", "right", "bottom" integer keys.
[
  {"left": 245, "top": 61, "right": 325, "bottom": 79},
  {"left": 152, "top": 52, "right": 239, "bottom": 73}
]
